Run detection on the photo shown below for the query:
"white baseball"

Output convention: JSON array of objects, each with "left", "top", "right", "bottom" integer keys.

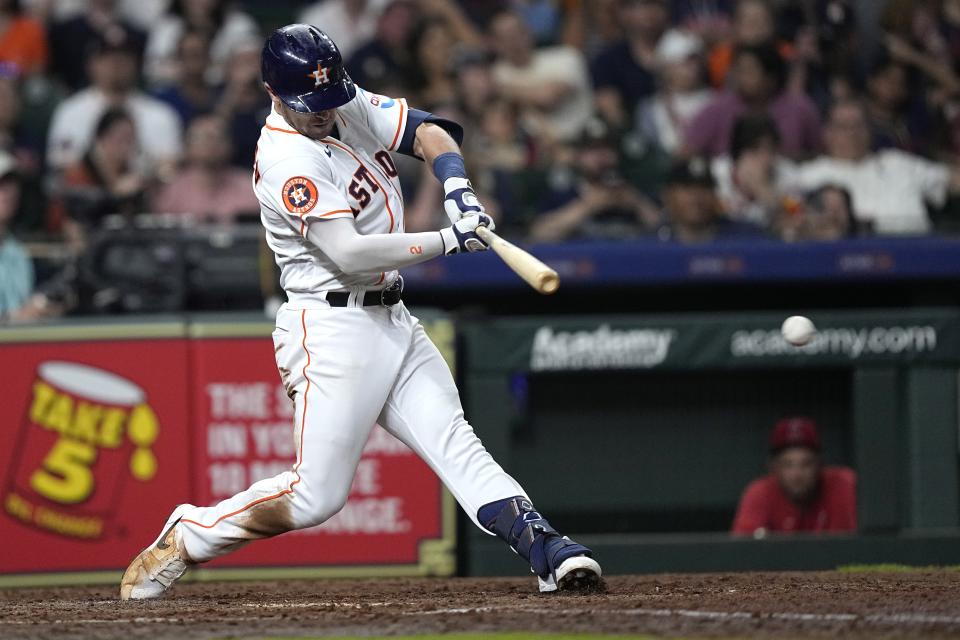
[{"left": 782, "top": 315, "right": 816, "bottom": 346}]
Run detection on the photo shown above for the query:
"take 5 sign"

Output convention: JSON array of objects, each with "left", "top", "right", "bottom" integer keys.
[
  {"left": 0, "top": 319, "right": 455, "bottom": 585},
  {"left": 7, "top": 361, "right": 163, "bottom": 541}
]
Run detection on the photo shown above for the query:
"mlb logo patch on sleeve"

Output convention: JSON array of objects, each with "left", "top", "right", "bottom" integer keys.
[
  {"left": 283, "top": 176, "right": 319, "bottom": 214},
  {"left": 369, "top": 94, "right": 395, "bottom": 109}
]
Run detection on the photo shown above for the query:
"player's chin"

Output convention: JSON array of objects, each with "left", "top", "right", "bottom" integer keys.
[{"left": 303, "top": 121, "right": 336, "bottom": 140}]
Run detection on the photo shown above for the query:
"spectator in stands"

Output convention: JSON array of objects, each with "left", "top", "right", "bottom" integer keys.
[
  {"left": 635, "top": 28, "right": 714, "bottom": 155},
  {"left": 0, "top": 68, "right": 44, "bottom": 231},
  {"left": 153, "top": 114, "right": 258, "bottom": 224},
  {"left": 776, "top": 184, "right": 859, "bottom": 242},
  {"left": 215, "top": 38, "right": 270, "bottom": 168},
  {"left": 466, "top": 96, "right": 539, "bottom": 230},
  {"left": 0, "top": 69, "right": 39, "bottom": 171},
  {"left": 670, "top": 0, "right": 733, "bottom": 41},
  {"left": 152, "top": 30, "right": 217, "bottom": 127},
  {"left": 52, "top": 108, "right": 147, "bottom": 249},
  {"left": 880, "top": 0, "right": 960, "bottom": 98},
  {"left": 530, "top": 118, "right": 659, "bottom": 242},
  {"left": 711, "top": 113, "right": 797, "bottom": 227},
  {"left": 451, "top": 0, "right": 510, "bottom": 29},
  {"left": 31, "top": 0, "right": 168, "bottom": 32},
  {"left": 732, "top": 417, "right": 857, "bottom": 536},
  {"left": 511, "top": 0, "right": 563, "bottom": 45},
  {"left": 144, "top": 0, "right": 259, "bottom": 87},
  {"left": 561, "top": 0, "right": 623, "bottom": 53},
  {"left": 46, "top": 30, "right": 182, "bottom": 173},
  {"left": 452, "top": 49, "right": 497, "bottom": 141},
  {"left": 489, "top": 10, "right": 593, "bottom": 144},
  {"left": 0, "top": 150, "right": 32, "bottom": 319},
  {"left": 407, "top": 18, "right": 458, "bottom": 109},
  {"left": 801, "top": 0, "right": 859, "bottom": 109},
  {"left": 417, "top": 0, "right": 484, "bottom": 49},
  {"left": 682, "top": 43, "right": 821, "bottom": 160},
  {"left": 658, "top": 156, "right": 766, "bottom": 243},
  {"left": 48, "top": 0, "right": 146, "bottom": 91},
  {"left": 795, "top": 99, "right": 960, "bottom": 235},
  {"left": 590, "top": 0, "right": 668, "bottom": 129},
  {"left": 0, "top": 0, "right": 47, "bottom": 75},
  {"left": 880, "top": 18, "right": 960, "bottom": 158},
  {"left": 864, "top": 52, "right": 932, "bottom": 155},
  {"left": 299, "top": 0, "right": 390, "bottom": 61},
  {"left": 706, "top": 0, "right": 786, "bottom": 88},
  {"left": 347, "top": 0, "right": 417, "bottom": 93}
]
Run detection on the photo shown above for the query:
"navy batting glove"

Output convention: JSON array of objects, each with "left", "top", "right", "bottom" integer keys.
[
  {"left": 442, "top": 177, "right": 485, "bottom": 224},
  {"left": 439, "top": 213, "right": 495, "bottom": 255}
]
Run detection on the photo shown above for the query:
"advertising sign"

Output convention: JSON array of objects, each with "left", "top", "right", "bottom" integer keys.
[
  {"left": 0, "top": 337, "right": 192, "bottom": 575},
  {"left": 0, "top": 317, "right": 456, "bottom": 584},
  {"left": 189, "top": 336, "right": 450, "bottom": 572}
]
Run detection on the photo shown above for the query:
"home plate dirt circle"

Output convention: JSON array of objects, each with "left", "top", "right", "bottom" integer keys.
[{"left": 2, "top": 571, "right": 959, "bottom": 639}]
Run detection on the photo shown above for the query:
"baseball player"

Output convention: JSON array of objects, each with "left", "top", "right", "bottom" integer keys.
[{"left": 120, "top": 24, "right": 601, "bottom": 599}]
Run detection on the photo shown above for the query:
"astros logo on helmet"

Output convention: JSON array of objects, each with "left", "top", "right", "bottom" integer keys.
[
  {"left": 282, "top": 176, "right": 319, "bottom": 214},
  {"left": 261, "top": 24, "right": 356, "bottom": 113},
  {"left": 307, "top": 62, "right": 330, "bottom": 87}
]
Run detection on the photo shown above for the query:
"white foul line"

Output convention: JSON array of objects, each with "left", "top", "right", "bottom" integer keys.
[
  {"left": 2, "top": 603, "right": 959, "bottom": 629},
  {"left": 406, "top": 604, "right": 960, "bottom": 627}
]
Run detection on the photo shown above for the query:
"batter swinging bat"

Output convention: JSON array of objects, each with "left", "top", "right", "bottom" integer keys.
[{"left": 476, "top": 226, "right": 560, "bottom": 295}]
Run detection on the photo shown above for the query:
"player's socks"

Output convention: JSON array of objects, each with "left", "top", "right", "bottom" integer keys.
[{"left": 478, "top": 496, "right": 600, "bottom": 592}]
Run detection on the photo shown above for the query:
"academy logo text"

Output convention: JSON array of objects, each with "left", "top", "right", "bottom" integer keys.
[
  {"left": 731, "top": 325, "right": 937, "bottom": 359},
  {"left": 531, "top": 325, "right": 676, "bottom": 371}
]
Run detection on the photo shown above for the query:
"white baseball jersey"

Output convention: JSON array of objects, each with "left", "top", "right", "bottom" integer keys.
[{"left": 254, "top": 87, "right": 411, "bottom": 303}]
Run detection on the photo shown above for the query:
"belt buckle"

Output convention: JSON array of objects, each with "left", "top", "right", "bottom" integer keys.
[{"left": 381, "top": 276, "right": 403, "bottom": 306}]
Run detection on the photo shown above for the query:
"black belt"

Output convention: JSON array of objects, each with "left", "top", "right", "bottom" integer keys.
[{"left": 325, "top": 277, "right": 403, "bottom": 307}]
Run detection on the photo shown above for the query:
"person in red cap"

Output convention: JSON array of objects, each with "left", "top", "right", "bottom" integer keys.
[{"left": 732, "top": 417, "right": 857, "bottom": 536}]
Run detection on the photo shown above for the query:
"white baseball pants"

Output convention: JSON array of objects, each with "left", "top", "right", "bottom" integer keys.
[{"left": 178, "top": 302, "right": 526, "bottom": 562}]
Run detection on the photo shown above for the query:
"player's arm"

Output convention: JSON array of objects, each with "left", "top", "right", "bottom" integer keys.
[
  {"left": 730, "top": 481, "right": 770, "bottom": 536},
  {"left": 411, "top": 118, "right": 487, "bottom": 226},
  {"left": 305, "top": 215, "right": 491, "bottom": 274},
  {"left": 307, "top": 120, "right": 493, "bottom": 270},
  {"left": 343, "top": 89, "right": 482, "bottom": 225}
]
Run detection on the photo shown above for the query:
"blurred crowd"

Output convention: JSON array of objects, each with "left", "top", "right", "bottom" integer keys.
[{"left": 2, "top": 0, "right": 960, "bottom": 320}]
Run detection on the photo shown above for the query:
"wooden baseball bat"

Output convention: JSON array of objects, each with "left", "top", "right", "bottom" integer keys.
[{"left": 475, "top": 226, "right": 560, "bottom": 295}]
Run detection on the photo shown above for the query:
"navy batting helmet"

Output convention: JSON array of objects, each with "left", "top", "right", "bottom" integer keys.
[{"left": 261, "top": 24, "right": 356, "bottom": 113}]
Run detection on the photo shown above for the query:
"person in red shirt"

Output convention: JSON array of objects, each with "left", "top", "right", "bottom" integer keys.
[{"left": 732, "top": 417, "right": 857, "bottom": 536}]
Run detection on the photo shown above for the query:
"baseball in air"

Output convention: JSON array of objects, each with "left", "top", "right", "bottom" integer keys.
[{"left": 782, "top": 315, "right": 816, "bottom": 346}]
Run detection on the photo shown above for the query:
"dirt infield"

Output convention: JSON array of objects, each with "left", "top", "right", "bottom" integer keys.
[{"left": 2, "top": 571, "right": 960, "bottom": 639}]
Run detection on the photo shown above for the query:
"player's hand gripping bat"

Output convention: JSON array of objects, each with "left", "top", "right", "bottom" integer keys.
[{"left": 475, "top": 226, "right": 559, "bottom": 295}]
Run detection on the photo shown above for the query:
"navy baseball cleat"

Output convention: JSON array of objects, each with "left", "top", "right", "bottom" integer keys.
[
  {"left": 478, "top": 497, "right": 603, "bottom": 593},
  {"left": 539, "top": 546, "right": 603, "bottom": 593}
]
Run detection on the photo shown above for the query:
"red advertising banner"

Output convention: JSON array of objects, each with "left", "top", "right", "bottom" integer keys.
[
  {"left": 0, "top": 333, "right": 192, "bottom": 575},
  {"left": 189, "top": 335, "right": 448, "bottom": 570},
  {"left": 0, "top": 318, "right": 455, "bottom": 585}
]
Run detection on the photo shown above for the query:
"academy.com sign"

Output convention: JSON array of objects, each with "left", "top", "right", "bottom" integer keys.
[
  {"left": 531, "top": 325, "right": 676, "bottom": 370},
  {"left": 731, "top": 325, "right": 938, "bottom": 359}
]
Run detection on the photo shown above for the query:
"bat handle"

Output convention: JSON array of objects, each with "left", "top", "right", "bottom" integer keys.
[{"left": 475, "top": 225, "right": 495, "bottom": 244}]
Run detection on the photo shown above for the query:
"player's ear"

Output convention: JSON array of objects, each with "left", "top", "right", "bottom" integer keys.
[{"left": 263, "top": 82, "right": 280, "bottom": 105}]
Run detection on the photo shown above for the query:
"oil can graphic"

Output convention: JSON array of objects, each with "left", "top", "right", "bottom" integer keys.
[{"left": 3, "top": 361, "right": 160, "bottom": 540}]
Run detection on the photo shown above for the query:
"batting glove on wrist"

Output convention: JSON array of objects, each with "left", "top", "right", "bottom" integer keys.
[
  {"left": 442, "top": 177, "right": 485, "bottom": 223},
  {"left": 439, "top": 213, "right": 495, "bottom": 255}
]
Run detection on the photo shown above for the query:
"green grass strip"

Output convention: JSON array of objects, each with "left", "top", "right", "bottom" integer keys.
[
  {"left": 219, "top": 635, "right": 668, "bottom": 640},
  {"left": 838, "top": 563, "right": 960, "bottom": 573}
]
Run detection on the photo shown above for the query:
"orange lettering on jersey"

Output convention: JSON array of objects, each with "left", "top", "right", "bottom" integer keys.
[
  {"left": 409, "top": 245, "right": 423, "bottom": 255},
  {"left": 282, "top": 176, "right": 319, "bottom": 214}
]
